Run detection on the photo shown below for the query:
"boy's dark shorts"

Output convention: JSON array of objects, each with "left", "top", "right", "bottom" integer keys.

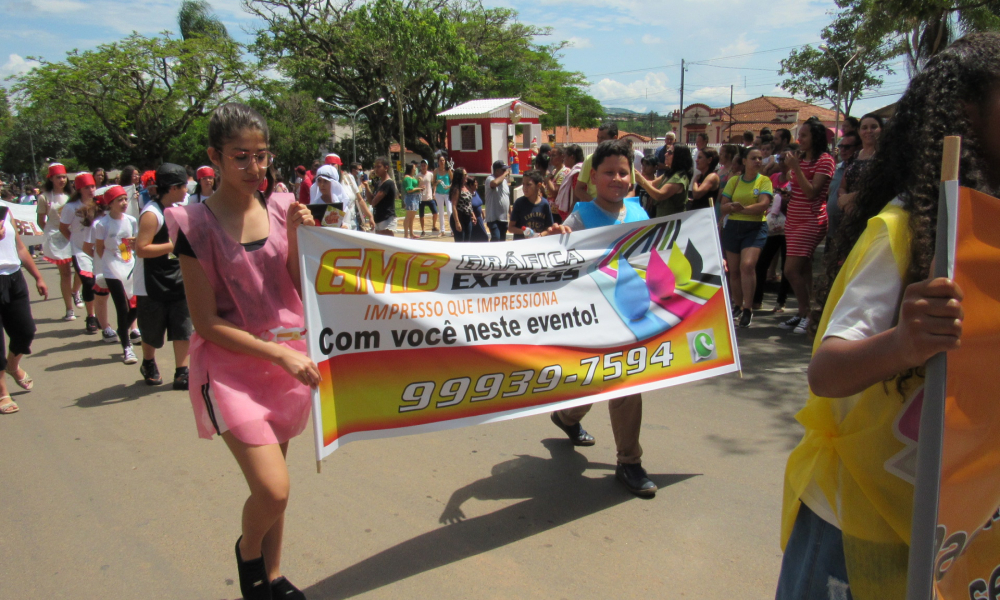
[{"left": 137, "top": 295, "right": 193, "bottom": 348}]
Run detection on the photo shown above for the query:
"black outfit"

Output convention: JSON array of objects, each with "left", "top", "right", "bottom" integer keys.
[
  {"left": 137, "top": 202, "right": 192, "bottom": 349},
  {"left": 72, "top": 255, "right": 106, "bottom": 301},
  {"left": 450, "top": 190, "right": 475, "bottom": 243},
  {"left": 174, "top": 230, "right": 267, "bottom": 257},
  {"left": 689, "top": 173, "right": 719, "bottom": 211},
  {"left": 0, "top": 270, "right": 36, "bottom": 371},
  {"left": 509, "top": 196, "right": 554, "bottom": 240},
  {"left": 753, "top": 235, "right": 791, "bottom": 307},
  {"left": 371, "top": 178, "right": 398, "bottom": 224},
  {"left": 636, "top": 185, "right": 654, "bottom": 218}
]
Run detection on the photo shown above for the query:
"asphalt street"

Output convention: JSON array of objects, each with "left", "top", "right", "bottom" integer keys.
[{"left": 1, "top": 260, "right": 813, "bottom": 599}]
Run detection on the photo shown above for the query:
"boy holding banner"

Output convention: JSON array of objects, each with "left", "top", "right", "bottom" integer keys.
[
  {"left": 550, "top": 139, "right": 657, "bottom": 497},
  {"left": 775, "top": 34, "right": 1000, "bottom": 600}
]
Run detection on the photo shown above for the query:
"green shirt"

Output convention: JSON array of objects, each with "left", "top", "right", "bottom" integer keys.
[
  {"left": 654, "top": 172, "right": 689, "bottom": 218},
  {"left": 403, "top": 176, "right": 420, "bottom": 194},
  {"left": 722, "top": 173, "right": 772, "bottom": 222}
]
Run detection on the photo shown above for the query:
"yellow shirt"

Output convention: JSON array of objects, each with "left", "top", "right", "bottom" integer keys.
[{"left": 722, "top": 173, "right": 772, "bottom": 222}]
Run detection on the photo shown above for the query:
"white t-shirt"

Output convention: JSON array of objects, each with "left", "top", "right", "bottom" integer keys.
[
  {"left": 59, "top": 200, "right": 92, "bottom": 256},
  {"left": 94, "top": 214, "right": 138, "bottom": 281},
  {"left": 799, "top": 201, "right": 906, "bottom": 529},
  {"left": 0, "top": 213, "right": 21, "bottom": 276},
  {"left": 420, "top": 170, "right": 435, "bottom": 202}
]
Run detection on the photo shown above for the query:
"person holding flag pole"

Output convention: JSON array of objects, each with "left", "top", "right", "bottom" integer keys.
[{"left": 774, "top": 33, "right": 1000, "bottom": 600}]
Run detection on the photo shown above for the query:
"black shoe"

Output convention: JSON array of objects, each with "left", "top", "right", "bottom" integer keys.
[
  {"left": 731, "top": 305, "right": 742, "bottom": 320},
  {"left": 172, "top": 367, "right": 189, "bottom": 391},
  {"left": 738, "top": 308, "right": 753, "bottom": 329},
  {"left": 271, "top": 576, "right": 307, "bottom": 599},
  {"left": 616, "top": 463, "right": 657, "bottom": 497},
  {"left": 129, "top": 329, "right": 142, "bottom": 344},
  {"left": 140, "top": 359, "right": 162, "bottom": 385},
  {"left": 85, "top": 316, "right": 99, "bottom": 335},
  {"left": 550, "top": 411, "right": 595, "bottom": 446},
  {"left": 236, "top": 536, "right": 272, "bottom": 600}
]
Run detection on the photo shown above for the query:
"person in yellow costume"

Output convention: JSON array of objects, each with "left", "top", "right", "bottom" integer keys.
[{"left": 775, "top": 33, "right": 1000, "bottom": 600}]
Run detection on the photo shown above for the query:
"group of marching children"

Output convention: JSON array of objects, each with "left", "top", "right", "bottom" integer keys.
[{"left": 39, "top": 162, "right": 193, "bottom": 390}]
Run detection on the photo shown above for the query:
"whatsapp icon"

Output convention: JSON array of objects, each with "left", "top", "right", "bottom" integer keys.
[{"left": 687, "top": 329, "right": 718, "bottom": 363}]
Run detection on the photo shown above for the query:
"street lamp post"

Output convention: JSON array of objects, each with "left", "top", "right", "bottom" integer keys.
[
  {"left": 317, "top": 97, "right": 386, "bottom": 165},
  {"left": 819, "top": 44, "right": 862, "bottom": 148}
]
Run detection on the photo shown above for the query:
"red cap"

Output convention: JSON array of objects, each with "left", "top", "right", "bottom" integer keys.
[
  {"left": 140, "top": 170, "right": 157, "bottom": 188},
  {"left": 196, "top": 166, "right": 215, "bottom": 180},
  {"left": 324, "top": 154, "right": 342, "bottom": 166},
  {"left": 48, "top": 163, "right": 67, "bottom": 177},
  {"left": 98, "top": 185, "right": 127, "bottom": 206},
  {"left": 74, "top": 173, "right": 96, "bottom": 190}
]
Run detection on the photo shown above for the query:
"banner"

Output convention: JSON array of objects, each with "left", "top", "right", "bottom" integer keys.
[
  {"left": 299, "top": 209, "right": 740, "bottom": 461},
  {"left": 0, "top": 200, "right": 43, "bottom": 244},
  {"left": 931, "top": 187, "right": 1000, "bottom": 599}
]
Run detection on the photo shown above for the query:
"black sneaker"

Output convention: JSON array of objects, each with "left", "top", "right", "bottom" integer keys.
[
  {"left": 731, "top": 305, "right": 742, "bottom": 320},
  {"left": 778, "top": 315, "right": 803, "bottom": 330},
  {"left": 172, "top": 367, "right": 189, "bottom": 391},
  {"left": 140, "top": 359, "right": 162, "bottom": 385},
  {"left": 129, "top": 329, "right": 142, "bottom": 344},
  {"left": 84, "top": 315, "right": 99, "bottom": 335},
  {"left": 550, "top": 412, "right": 595, "bottom": 446},
  {"left": 270, "top": 576, "right": 306, "bottom": 600},
  {"left": 616, "top": 463, "right": 657, "bottom": 497},
  {"left": 738, "top": 308, "right": 753, "bottom": 328}
]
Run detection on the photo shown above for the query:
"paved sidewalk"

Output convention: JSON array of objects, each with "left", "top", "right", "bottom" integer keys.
[{"left": 1, "top": 262, "right": 810, "bottom": 599}]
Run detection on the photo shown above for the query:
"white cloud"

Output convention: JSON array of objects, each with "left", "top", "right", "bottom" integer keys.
[
  {"left": 715, "top": 33, "right": 758, "bottom": 61},
  {"left": 565, "top": 36, "right": 592, "bottom": 49},
  {"left": 590, "top": 72, "right": 673, "bottom": 111},
  {"left": 641, "top": 34, "right": 662, "bottom": 45},
  {"left": 0, "top": 53, "right": 38, "bottom": 78}
]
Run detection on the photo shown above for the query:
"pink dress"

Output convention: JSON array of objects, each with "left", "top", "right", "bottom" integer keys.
[{"left": 165, "top": 193, "right": 310, "bottom": 445}]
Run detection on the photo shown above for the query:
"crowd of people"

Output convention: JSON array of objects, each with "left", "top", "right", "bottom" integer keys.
[{"left": 0, "top": 31, "right": 995, "bottom": 600}]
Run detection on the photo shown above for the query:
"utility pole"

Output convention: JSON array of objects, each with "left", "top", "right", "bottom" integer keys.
[
  {"left": 729, "top": 85, "right": 734, "bottom": 142},
  {"left": 566, "top": 104, "right": 570, "bottom": 143},
  {"left": 678, "top": 59, "right": 685, "bottom": 143}
]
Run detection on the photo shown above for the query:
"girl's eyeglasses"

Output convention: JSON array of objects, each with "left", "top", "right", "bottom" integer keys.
[{"left": 226, "top": 151, "right": 275, "bottom": 170}]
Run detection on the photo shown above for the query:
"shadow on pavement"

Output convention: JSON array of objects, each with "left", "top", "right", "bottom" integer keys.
[
  {"left": 68, "top": 381, "right": 165, "bottom": 408},
  {"left": 303, "top": 438, "right": 698, "bottom": 599},
  {"left": 31, "top": 339, "right": 108, "bottom": 358},
  {"left": 32, "top": 327, "right": 84, "bottom": 341},
  {"left": 45, "top": 355, "right": 119, "bottom": 371}
]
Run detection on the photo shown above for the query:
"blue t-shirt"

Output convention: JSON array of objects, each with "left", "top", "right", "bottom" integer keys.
[{"left": 510, "top": 196, "right": 553, "bottom": 240}]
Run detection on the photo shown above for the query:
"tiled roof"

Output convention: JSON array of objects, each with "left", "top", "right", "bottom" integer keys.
[{"left": 543, "top": 127, "right": 651, "bottom": 144}]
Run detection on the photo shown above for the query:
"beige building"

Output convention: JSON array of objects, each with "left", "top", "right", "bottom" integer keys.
[{"left": 668, "top": 96, "right": 840, "bottom": 145}]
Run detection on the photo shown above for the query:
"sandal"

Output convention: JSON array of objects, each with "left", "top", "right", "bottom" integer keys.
[
  {"left": 6, "top": 367, "right": 33, "bottom": 391},
  {"left": 0, "top": 396, "right": 18, "bottom": 414}
]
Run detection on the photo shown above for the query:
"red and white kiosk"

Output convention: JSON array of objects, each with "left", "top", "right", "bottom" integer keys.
[{"left": 437, "top": 98, "right": 545, "bottom": 174}]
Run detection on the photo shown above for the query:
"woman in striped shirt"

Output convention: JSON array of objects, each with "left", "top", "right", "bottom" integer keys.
[{"left": 779, "top": 120, "right": 836, "bottom": 334}]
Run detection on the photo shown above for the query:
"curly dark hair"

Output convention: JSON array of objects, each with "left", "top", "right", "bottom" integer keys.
[
  {"left": 800, "top": 119, "right": 830, "bottom": 159},
  {"left": 816, "top": 32, "right": 1000, "bottom": 389}
]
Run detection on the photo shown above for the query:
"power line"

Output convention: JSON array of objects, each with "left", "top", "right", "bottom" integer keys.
[{"left": 586, "top": 43, "right": 812, "bottom": 80}]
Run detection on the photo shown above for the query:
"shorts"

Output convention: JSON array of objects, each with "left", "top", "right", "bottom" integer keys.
[
  {"left": 404, "top": 192, "right": 421, "bottom": 212},
  {"left": 375, "top": 216, "right": 398, "bottom": 232},
  {"left": 136, "top": 295, "right": 193, "bottom": 348},
  {"left": 721, "top": 219, "right": 767, "bottom": 254}
]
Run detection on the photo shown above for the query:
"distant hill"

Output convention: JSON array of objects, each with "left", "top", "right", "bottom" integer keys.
[{"left": 603, "top": 107, "right": 640, "bottom": 115}]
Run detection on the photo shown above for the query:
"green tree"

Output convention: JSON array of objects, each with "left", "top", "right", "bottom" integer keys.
[
  {"left": 13, "top": 32, "right": 260, "bottom": 167},
  {"left": 244, "top": 0, "right": 602, "bottom": 158},
  {"left": 841, "top": 0, "right": 1000, "bottom": 73},
  {"left": 178, "top": 0, "right": 231, "bottom": 40},
  {"left": 248, "top": 90, "right": 331, "bottom": 176},
  {"left": 780, "top": 11, "right": 896, "bottom": 118}
]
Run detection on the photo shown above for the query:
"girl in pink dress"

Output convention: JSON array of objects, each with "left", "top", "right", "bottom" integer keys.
[{"left": 165, "top": 103, "right": 318, "bottom": 600}]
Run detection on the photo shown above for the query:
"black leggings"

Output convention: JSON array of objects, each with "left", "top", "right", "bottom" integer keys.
[
  {"left": 753, "top": 234, "right": 792, "bottom": 307},
  {"left": 105, "top": 279, "right": 137, "bottom": 349},
  {"left": 418, "top": 200, "right": 438, "bottom": 220},
  {"left": 71, "top": 256, "right": 107, "bottom": 302},
  {"left": 0, "top": 271, "right": 37, "bottom": 371}
]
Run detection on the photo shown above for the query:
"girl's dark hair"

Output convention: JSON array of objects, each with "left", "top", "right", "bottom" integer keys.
[
  {"left": 534, "top": 153, "right": 550, "bottom": 172},
  {"left": 699, "top": 148, "right": 720, "bottom": 176},
  {"left": 591, "top": 139, "right": 632, "bottom": 170},
  {"left": 44, "top": 170, "right": 68, "bottom": 193},
  {"left": 193, "top": 172, "right": 217, "bottom": 197},
  {"left": 563, "top": 144, "right": 585, "bottom": 164},
  {"left": 93, "top": 168, "right": 106, "bottom": 185},
  {"left": 802, "top": 119, "right": 830, "bottom": 158},
  {"left": 720, "top": 144, "right": 739, "bottom": 161},
  {"left": 448, "top": 167, "right": 466, "bottom": 201},
  {"left": 859, "top": 113, "right": 885, "bottom": 131},
  {"left": 119, "top": 166, "right": 138, "bottom": 187},
  {"left": 666, "top": 143, "right": 694, "bottom": 181},
  {"left": 404, "top": 163, "right": 415, "bottom": 177},
  {"left": 208, "top": 103, "right": 273, "bottom": 198},
  {"left": 818, "top": 32, "right": 1000, "bottom": 390}
]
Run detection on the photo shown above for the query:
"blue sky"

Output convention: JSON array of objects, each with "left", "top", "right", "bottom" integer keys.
[{"left": 1, "top": 0, "right": 908, "bottom": 116}]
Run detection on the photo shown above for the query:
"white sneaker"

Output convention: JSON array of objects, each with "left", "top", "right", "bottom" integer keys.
[
  {"left": 793, "top": 316, "right": 811, "bottom": 335},
  {"left": 63, "top": 309, "right": 76, "bottom": 321},
  {"left": 72, "top": 292, "right": 84, "bottom": 308},
  {"left": 123, "top": 346, "right": 138, "bottom": 365},
  {"left": 102, "top": 327, "right": 119, "bottom": 344},
  {"left": 778, "top": 315, "right": 802, "bottom": 330}
]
